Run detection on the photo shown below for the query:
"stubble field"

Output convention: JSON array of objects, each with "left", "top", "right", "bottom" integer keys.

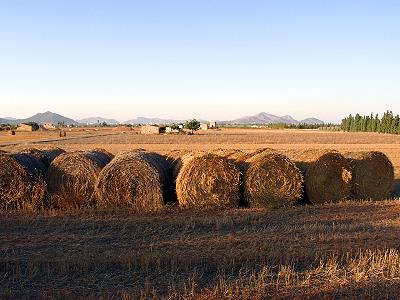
[{"left": 1, "top": 128, "right": 400, "bottom": 299}]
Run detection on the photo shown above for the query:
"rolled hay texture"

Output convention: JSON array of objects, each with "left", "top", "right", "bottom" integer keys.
[
  {"left": 0, "top": 153, "right": 46, "bottom": 209},
  {"left": 0, "top": 149, "right": 7, "bottom": 153},
  {"left": 284, "top": 150, "right": 352, "bottom": 204},
  {"left": 237, "top": 150, "right": 303, "bottom": 208},
  {"left": 45, "top": 149, "right": 114, "bottom": 209},
  {"left": 19, "top": 147, "right": 65, "bottom": 168},
  {"left": 212, "top": 148, "right": 303, "bottom": 208},
  {"left": 95, "top": 151, "right": 172, "bottom": 211},
  {"left": 344, "top": 151, "right": 394, "bottom": 200},
  {"left": 167, "top": 151, "right": 241, "bottom": 208}
]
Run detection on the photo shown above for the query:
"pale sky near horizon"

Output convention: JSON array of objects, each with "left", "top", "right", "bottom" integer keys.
[{"left": 1, "top": 1, "right": 400, "bottom": 123}]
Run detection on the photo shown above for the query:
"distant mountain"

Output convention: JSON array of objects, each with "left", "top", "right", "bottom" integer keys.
[
  {"left": 124, "top": 117, "right": 182, "bottom": 124},
  {"left": 300, "top": 118, "right": 324, "bottom": 125},
  {"left": 0, "top": 118, "right": 11, "bottom": 124},
  {"left": 229, "top": 112, "right": 324, "bottom": 125},
  {"left": 4, "top": 117, "right": 17, "bottom": 120},
  {"left": 0, "top": 111, "right": 325, "bottom": 126},
  {"left": 25, "top": 111, "right": 78, "bottom": 125},
  {"left": 0, "top": 111, "right": 78, "bottom": 125},
  {"left": 77, "top": 117, "right": 119, "bottom": 125}
]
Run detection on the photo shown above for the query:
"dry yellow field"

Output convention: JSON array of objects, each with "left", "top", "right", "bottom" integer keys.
[{"left": 1, "top": 128, "right": 400, "bottom": 299}]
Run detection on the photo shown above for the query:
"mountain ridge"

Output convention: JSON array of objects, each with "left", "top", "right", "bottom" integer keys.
[
  {"left": 76, "top": 117, "right": 119, "bottom": 125},
  {"left": 0, "top": 111, "right": 325, "bottom": 125}
]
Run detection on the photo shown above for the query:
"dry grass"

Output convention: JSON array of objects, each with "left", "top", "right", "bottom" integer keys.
[{"left": 1, "top": 200, "right": 400, "bottom": 298}]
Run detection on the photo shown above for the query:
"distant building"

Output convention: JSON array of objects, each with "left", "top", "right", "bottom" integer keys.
[
  {"left": 209, "top": 121, "right": 217, "bottom": 128},
  {"left": 42, "top": 123, "right": 57, "bottom": 130},
  {"left": 200, "top": 121, "right": 217, "bottom": 130},
  {"left": 141, "top": 125, "right": 167, "bottom": 135},
  {"left": 200, "top": 124, "right": 208, "bottom": 130},
  {"left": 16, "top": 124, "right": 34, "bottom": 132}
]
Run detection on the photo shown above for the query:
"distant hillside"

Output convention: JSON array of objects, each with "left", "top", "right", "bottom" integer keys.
[
  {"left": 1, "top": 111, "right": 325, "bottom": 126},
  {"left": 0, "top": 118, "right": 11, "bottom": 124},
  {"left": 25, "top": 111, "right": 78, "bottom": 125},
  {"left": 77, "top": 117, "right": 119, "bottom": 125},
  {"left": 0, "top": 111, "right": 78, "bottom": 125},
  {"left": 124, "top": 117, "right": 182, "bottom": 124},
  {"left": 300, "top": 118, "right": 324, "bottom": 125},
  {"left": 229, "top": 112, "right": 324, "bottom": 125}
]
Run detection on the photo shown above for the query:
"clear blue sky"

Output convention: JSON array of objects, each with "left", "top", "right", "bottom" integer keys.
[{"left": 1, "top": 0, "right": 400, "bottom": 122}]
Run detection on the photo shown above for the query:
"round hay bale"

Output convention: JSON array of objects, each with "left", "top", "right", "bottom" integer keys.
[
  {"left": 344, "top": 151, "right": 394, "bottom": 200},
  {"left": 167, "top": 151, "right": 241, "bottom": 208},
  {"left": 212, "top": 148, "right": 302, "bottom": 208},
  {"left": 211, "top": 149, "right": 244, "bottom": 160},
  {"left": 95, "top": 151, "right": 171, "bottom": 211},
  {"left": 284, "top": 150, "right": 352, "bottom": 204},
  {"left": 45, "top": 149, "right": 114, "bottom": 209},
  {"left": 238, "top": 151, "right": 303, "bottom": 208},
  {"left": 0, "top": 153, "right": 46, "bottom": 209},
  {"left": 19, "top": 147, "right": 65, "bottom": 168}
]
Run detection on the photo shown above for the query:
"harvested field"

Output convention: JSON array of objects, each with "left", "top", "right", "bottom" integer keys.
[
  {"left": 1, "top": 128, "right": 400, "bottom": 298},
  {"left": 1, "top": 200, "right": 400, "bottom": 298}
]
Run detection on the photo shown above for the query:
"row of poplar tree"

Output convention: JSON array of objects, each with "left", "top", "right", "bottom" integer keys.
[{"left": 341, "top": 111, "right": 400, "bottom": 134}]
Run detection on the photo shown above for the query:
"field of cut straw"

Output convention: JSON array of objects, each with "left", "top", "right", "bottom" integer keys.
[
  {"left": 1, "top": 201, "right": 400, "bottom": 299},
  {"left": 1, "top": 128, "right": 400, "bottom": 299}
]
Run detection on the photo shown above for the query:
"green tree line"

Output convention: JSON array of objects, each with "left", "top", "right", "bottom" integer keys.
[{"left": 341, "top": 111, "right": 400, "bottom": 134}]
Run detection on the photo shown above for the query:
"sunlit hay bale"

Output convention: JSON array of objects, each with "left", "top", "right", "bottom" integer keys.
[
  {"left": 95, "top": 151, "right": 172, "bottom": 211},
  {"left": 167, "top": 151, "right": 241, "bottom": 208},
  {"left": 45, "top": 149, "right": 114, "bottom": 209},
  {"left": 0, "top": 153, "right": 46, "bottom": 210},
  {"left": 211, "top": 149, "right": 244, "bottom": 161},
  {"left": 284, "top": 149, "right": 352, "bottom": 204},
  {"left": 344, "top": 151, "right": 394, "bottom": 200},
  {"left": 237, "top": 150, "right": 304, "bottom": 208},
  {"left": 0, "top": 149, "right": 7, "bottom": 153},
  {"left": 19, "top": 147, "right": 65, "bottom": 168},
  {"left": 211, "top": 148, "right": 303, "bottom": 208}
]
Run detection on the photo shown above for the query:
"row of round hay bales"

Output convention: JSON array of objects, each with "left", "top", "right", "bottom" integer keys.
[
  {"left": 283, "top": 149, "right": 353, "bottom": 204},
  {"left": 19, "top": 147, "right": 65, "bottom": 168},
  {"left": 283, "top": 149, "right": 394, "bottom": 203},
  {"left": 45, "top": 149, "right": 114, "bottom": 209},
  {"left": 0, "top": 147, "right": 395, "bottom": 211},
  {"left": 0, "top": 148, "right": 65, "bottom": 210}
]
